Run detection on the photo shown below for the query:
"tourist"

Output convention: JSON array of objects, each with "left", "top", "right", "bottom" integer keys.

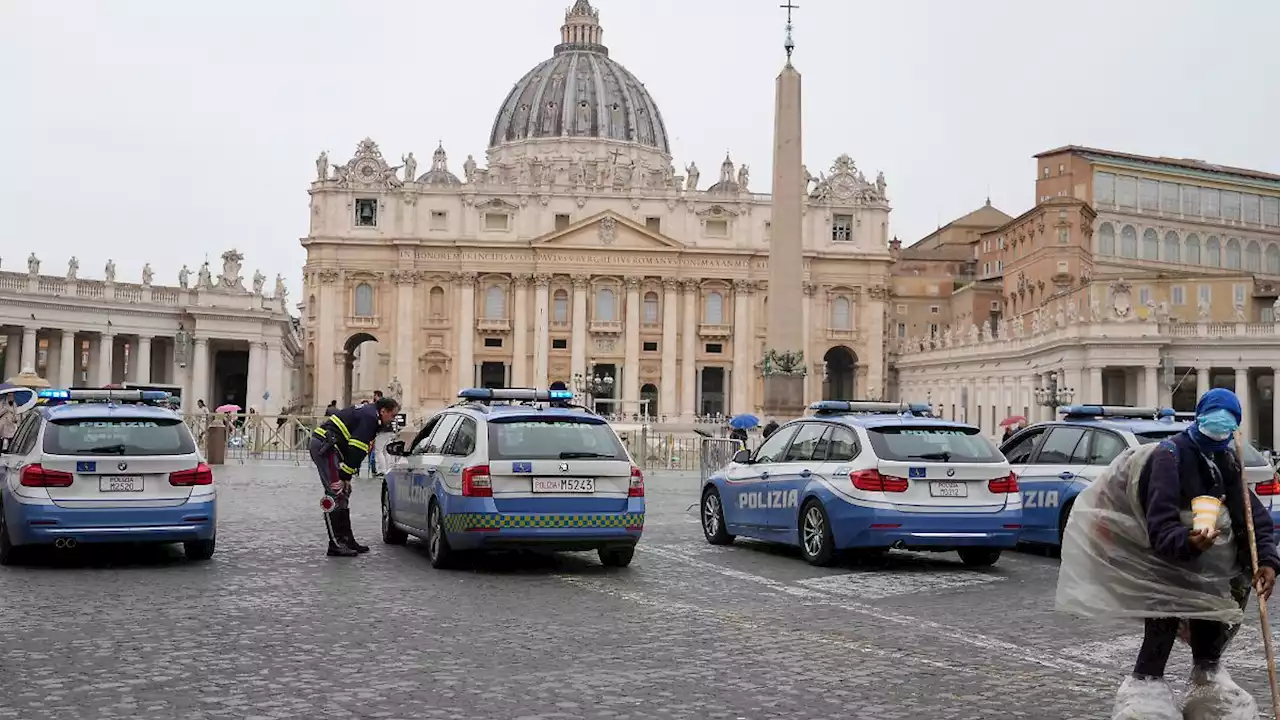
[
  {"left": 324, "top": 400, "right": 338, "bottom": 417},
  {"left": 0, "top": 396, "right": 16, "bottom": 453},
  {"left": 761, "top": 419, "right": 779, "bottom": 439}
]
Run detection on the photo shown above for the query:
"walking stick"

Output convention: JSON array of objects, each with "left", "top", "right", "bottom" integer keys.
[{"left": 1235, "top": 430, "right": 1280, "bottom": 718}]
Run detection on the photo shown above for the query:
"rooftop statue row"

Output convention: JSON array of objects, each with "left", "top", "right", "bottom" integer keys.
[
  {"left": 313, "top": 139, "right": 889, "bottom": 204},
  {"left": 8, "top": 250, "right": 287, "bottom": 299}
]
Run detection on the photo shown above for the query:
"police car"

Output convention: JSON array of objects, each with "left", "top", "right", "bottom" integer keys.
[
  {"left": 699, "top": 401, "right": 1022, "bottom": 567},
  {"left": 0, "top": 388, "right": 216, "bottom": 565},
  {"left": 1001, "top": 405, "right": 1278, "bottom": 548},
  {"left": 380, "top": 388, "right": 644, "bottom": 569}
]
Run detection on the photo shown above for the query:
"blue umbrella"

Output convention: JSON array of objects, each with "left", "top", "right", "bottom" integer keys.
[
  {"left": 0, "top": 383, "right": 38, "bottom": 412},
  {"left": 729, "top": 414, "right": 760, "bottom": 430}
]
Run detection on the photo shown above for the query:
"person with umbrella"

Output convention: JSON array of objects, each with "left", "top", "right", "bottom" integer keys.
[
  {"left": 1000, "top": 415, "right": 1026, "bottom": 443},
  {"left": 729, "top": 414, "right": 759, "bottom": 448}
]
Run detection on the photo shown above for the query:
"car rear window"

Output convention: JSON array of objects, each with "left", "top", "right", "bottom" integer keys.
[
  {"left": 1135, "top": 430, "right": 1270, "bottom": 467},
  {"left": 486, "top": 417, "right": 628, "bottom": 460},
  {"left": 866, "top": 425, "right": 1004, "bottom": 463},
  {"left": 43, "top": 417, "right": 197, "bottom": 456}
]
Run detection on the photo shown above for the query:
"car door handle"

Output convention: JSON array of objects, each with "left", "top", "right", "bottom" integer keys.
[
  {"left": 758, "top": 471, "right": 770, "bottom": 480},
  {"left": 1059, "top": 472, "right": 1075, "bottom": 480},
  {"left": 799, "top": 469, "right": 812, "bottom": 478}
]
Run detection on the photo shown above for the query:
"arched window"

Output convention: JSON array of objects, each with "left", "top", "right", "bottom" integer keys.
[
  {"left": 642, "top": 291, "right": 660, "bottom": 324},
  {"left": 354, "top": 283, "right": 374, "bottom": 317},
  {"left": 1142, "top": 228, "right": 1159, "bottom": 260},
  {"left": 483, "top": 285, "right": 506, "bottom": 319},
  {"left": 308, "top": 294, "right": 317, "bottom": 319},
  {"left": 1120, "top": 225, "right": 1138, "bottom": 258},
  {"left": 552, "top": 289, "right": 569, "bottom": 323},
  {"left": 1245, "top": 240, "right": 1262, "bottom": 272},
  {"left": 831, "top": 296, "right": 852, "bottom": 330},
  {"left": 1185, "top": 234, "right": 1201, "bottom": 265},
  {"left": 1098, "top": 223, "right": 1115, "bottom": 255},
  {"left": 428, "top": 286, "right": 445, "bottom": 316},
  {"left": 704, "top": 291, "right": 724, "bottom": 325},
  {"left": 1225, "top": 237, "right": 1242, "bottom": 269},
  {"left": 595, "top": 288, "right": 616, "bottom": 322},
  {"left": 1267, "top": 244, "right": 1280, "bottom": 275},
  {"left": 1163, "top": 231, "right": 1180, "bottom": 263},
  {"left": 1206, "top": 236, "right": 1222, "bottom": 267}
]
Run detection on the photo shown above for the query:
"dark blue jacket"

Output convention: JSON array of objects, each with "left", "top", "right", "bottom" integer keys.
[
  {"left": 313, "top": 403, "right": 382, "bottom": 480},
  {"left": 1138, "top": 431, "right": 1280, "bottom": 572}
]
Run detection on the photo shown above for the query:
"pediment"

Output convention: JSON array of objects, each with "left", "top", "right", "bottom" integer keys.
[
  {"left": 533, "top": 212, "right": 685, "bottom": 251},
  {"left": 694, "top": 203, "right": 740, "bottom": 218},
  {"left": 476, "top": 198, "right": 519, "bottom": 211}
]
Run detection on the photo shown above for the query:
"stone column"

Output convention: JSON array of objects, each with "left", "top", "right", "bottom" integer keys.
[
  {"left": 511, "top": 274, "right": 531, "bottom": 387},
  {"left": 135, "top": 336, "right": 153, "bottom": 383},
  {"left": 455, "top": 272, "right": 477, "bottom": 390},
  {"left": 1088, "top": 367, "right": 1103, "bottom": 404},
  {"left": 731, "top": 280, "right": 753, "bottom": 416},
  {"left": 59, "top": 330, "right": 76, "bottom": 387},
  {"left": 680, "top": 279, "right": 699, "bottom": 420},
  {"left": 1196, "top": 367, "right": 1211, "bottom": 397},
  {"left": 660, "top": 278, "right": 679, "bottom": 419},
  {"left": 3, "top": 330, "right": 21, "bottom": 379},
  {"left": 315, "top": 269, "right": 341, "bottom": 412},
  {"left": 20, "top": 326, "right": 37, "bottom": 372},
  {"left": 247, "top": 341, "right": 266, "bottom": 411},
  {"left": 533, "top": 274, "right": 551, "bottom": 387},
  {"left": 1236, "top": 367, "right": 1252, "bottom": 442},
  {"left": 1273, "top": 368, "right": 1280, "bottom": 452},
  {"left": 97, "top": 333, "right": 115, "bottom": 387},
  {"left": 622, "top": 276, "right": 642, "bottom": 414},
  {"left": 266, "top": 342, "right": 284, "bottom": 414},
  {"left": 1143, "top": 366, "right": 1159, "bottom": 409},
  {"left": 394, "top": 271, "right": 417, "bottom": 409},
  {"left": 570, "top": 275, "right": 589, "bottom": 382},
  {"left": 801, "top": 282, "right": 814, "bottom": 404},
  {"left": 192, "top": 337, "right": 210, "bottom": 405}
]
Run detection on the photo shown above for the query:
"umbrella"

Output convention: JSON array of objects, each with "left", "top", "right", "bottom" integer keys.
[
  {"left": 1000, "top": 415, "right": 1027, "bottom": 427},
  {"left": 729, "top": 414, "right": 760, "bottom": 430},
  {"left": 0, "top": 383, "right": 38, "bottom": 412},
  {"left": 215, "top": 403, "right": 242, "bottom": 413}
]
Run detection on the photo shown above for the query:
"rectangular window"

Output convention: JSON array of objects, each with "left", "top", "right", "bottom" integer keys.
[
  {"left": 983, "top": 262, "right": 990, "bottom": 275},
  {"left": 704, "top": 219, "right": 728, "bottom": 237},
  {"left": 645, "top": 216, "right": 661, "bottom": 232},
  {"left": 1159, "top": 183, "right": 1180, "bottom": 213},
  {"left": 1263, "top": 197, "right": 1280, "bottom": 226},
  {"left": 1139, "top": 287, "right": 1151, "bottom": 306},
  {"left": 1234, "top": 284, "right": 1246, "bottom": 305},
  {"left": 1139, "top": 179, "right": 1159, "bottom": 211},
  {"left": 832, "top": 214, "right": 853, "bottom": 242},
  {"left": 1243, "top": 194, "right": 1261, "bottom": 224},
  {"left": 705, "top": 343, "right": 723, "bottom": 354},
  {"left": 1264, "top": 307, "right": 1276, "bottom": 324},
  {"left": 1171, "top": 285, "right": 1185, "bottom": 306},
  {"left": 1057, "top": 260, "right": 1069, "bottom": 274},
  {"left": 930, "top": 305, "right": 940, "bottom": 315},
  {"left": 551, "top": 338, "right": 568, "bottom": 350},
  {"left": 764, "top": 221, "right": 772, "bottom": 240},
  {"left": 896, "top": 323, "right": 906, "bottom": 338},
  {"left": 929, "top": 323, "right": 938, "bottom": 337},
  {"left": 1116, "top": 176, "right": 1137, "bottom": 208},
  {"left": 865, "top": 425, "right": 1003, "bottom": 463},
  {"left": 484, "top": 212, "right": 510, "bottom": 231},
  {"left": 429, "top": 210, "right": 447, "bottom": 230},
  {"left": 483, "top": 337, "right": 503, "bottom": 348},
  {"left": 1182, "top": 186, "right": 1201, "bottom": 216},
  {"left": 1057, "top": 227, "right": 1069, "bottom": 244},
  {"left": 643, "top": 341, "right": 658, "bottom": 352},
  {"left": 895, "top": 303, "right": 907, "bottom": 314},
  {"left": 1221, "top": 191, "right": 1241, "bottom": 221},
  {"left": 1198, "top": 285, "right": 1212, "bottom": 305},
  {"left": 1203, "top": 189, "right": 1221, "bottom": 218},
  {"left": 554, "top": 213, "right": 571, "bottom": 231},
  {"left": 486, "top": 418, "right": 627, "bottom": 461},
  {"left": 355, "top": 198, "right": 378, "bottom": 227},
  {"left": 44, "top": 417, "right": 196, "bottom": 456},
  {"left": 997, "top": 260, "right": 1003, "bottom": 272}
]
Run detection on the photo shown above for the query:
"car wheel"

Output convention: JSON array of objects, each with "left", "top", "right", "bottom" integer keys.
[
  {"left": 426, "top": 502, "right": 456, "bottom": 569},
  {"left": 798, "top": 499, "right": 836, "bottom": 567},
  {"left": 700, "top": 488, "right": 735, "bottom": 546},
  {"left": 1057, "top": 499, "right": 1075, "bottom": 547},
  {"left": 0, "top": 508, "right": 24, "bottom": 567},
  {"left": 381, "top": 486, "right": 408, "bottom": 545},
  {"left": 598, "top": 546, "right": 635, "bottom": 568},
  {"left": 957, "top": 548, "right": 1001, "bottom": 567},
  {"left": 184, "top": 538, "right": 216, "bottom": 561}
]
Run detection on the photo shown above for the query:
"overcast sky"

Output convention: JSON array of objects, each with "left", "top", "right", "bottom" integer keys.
[{"left": 3, "top": 0, "right": 1277, "bottom": 303}]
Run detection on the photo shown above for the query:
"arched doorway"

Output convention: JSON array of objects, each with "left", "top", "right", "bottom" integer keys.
[
  {"left": 342, "top": 332, "right": 379, "bottom": 407},
  {"left": 640, "top": 383, "right": 658, "bottom": 417},
  {"left": 823, "top": 346, "right": 857, "bottom": 401}
]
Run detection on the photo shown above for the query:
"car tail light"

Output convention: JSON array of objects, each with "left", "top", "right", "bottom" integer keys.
[
  {"left": 628, "top": 466, "right": 645, "bottom": 497},
  {"left": 170, "top": 463, "right": 213, "bottom": 486},
  {"left": 989, "top": 472, "right": 1020, "bottom": 494},
  {"left": 462, "top": 465, "right": 492, "bottom": 497},
  {"left": 1256, "top": 475, "right": 1280, "bottom": 496},
  {"left": 850, "top": 469, "right": 908, "bottom": 493},
  {"left": 20, "top": 464, "right": 73, "bottom": 488}
]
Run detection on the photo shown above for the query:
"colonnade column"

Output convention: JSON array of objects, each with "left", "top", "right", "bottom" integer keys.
[
  {"left": 570, "top": 275, "right": 588, "bottom": 382},
  {"left": 96, "top": 333, "right": 115, "bottom": 387},
  {"left": 1196, "top": 367, "right": 1211, "bottom": 397},
  {"left": 1088, "top": 367, "right": 1103, "bottom": 405},
  {"left": 533, "top": 274, "right": 551, "bottom": 387},
  {"left": 1235, "top": 367, "right": 1251, "bottom": 442},
  {"left": 134, "top": 336, "right": 152, "bottom": 384},
  {"left": 1273, "top": 367, "right": 1280, "bottom": 451},
  {"left": 659, "top": 278, "right": 678, "bottom": 419},
  {"left": 20, "top": 326, "right": 37, "bottom": 371},
  {"left": 394, "top": 271, "right": 417, "bottom": 408},
  {"left": 730, "top": 280, "right": 752, "bottom": 416},
  {"left": 801, "top": 282, "right": 813, "bottom": 405},
  {"left": 60, "top": 330, "right": 76, "bottom": 387},
  {"left": 191, "top": 337, "right": 210, "bottom": 405},
  {"left": 680, "top": 279, "right": 698, "bottom": 420},
  {"left": 266, "top": 342, "right": 284, "bottom": 414},
  {"left": 456, "top": 272, "right": 477, "bottom": 390},
  {"left": 622, "top": 276, "right": 641, "bottom": 414},
  {"left": 3, "top": 331, "right": 19, "bottom": 378},
  {"left": 1142, "top": 366, "right": 1159, "bottom": 410},
  {"left": 245, "top": 341, "right": 266, "bottom": 411},
  {"left": 510, "top": 274, "right": 530, "bottom": 387}
]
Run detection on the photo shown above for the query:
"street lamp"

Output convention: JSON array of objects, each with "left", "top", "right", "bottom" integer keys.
[
  {"left": 1034, "top": 371, "right": 1075, "bottom": 411},
  {"left": 571, "top": 371, "right": 614, "bottom": 412}
]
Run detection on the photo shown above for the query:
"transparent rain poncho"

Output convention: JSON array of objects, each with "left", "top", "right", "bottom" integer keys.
[{"left": 1056, "top": 443, "right": 1246, "bottom": 625}]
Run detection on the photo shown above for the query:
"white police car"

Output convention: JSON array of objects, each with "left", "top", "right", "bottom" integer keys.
[
  {"left": 0, "top": 388, "right": 216, "bottom": 565},
  {"left": 380, "top": 388, "right": 645, "bottom": 569},
  {"left": 1001, "top": 405, "right": 1278, "bottom": 548},
  {"left": 699, "top": 401, "right": 1021, "bottom": 567}
]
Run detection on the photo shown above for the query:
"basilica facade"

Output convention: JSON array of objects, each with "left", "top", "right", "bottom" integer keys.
[{"left": 301, "top": 0, "right": 893, "bottom": 420}]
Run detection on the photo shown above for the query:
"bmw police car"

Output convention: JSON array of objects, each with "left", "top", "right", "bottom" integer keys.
[
  {"left": 0, "top": 388, "right": 216, "bottom": 565},
  {"left": 700, "top": 401, "right": 1021, "bottom": 567},
  {"left": 380, "top": 388, "right": 644, "bottom": 569},
  {"left": 1001, "top": 405, "right": 1278, "bottom": 548}
]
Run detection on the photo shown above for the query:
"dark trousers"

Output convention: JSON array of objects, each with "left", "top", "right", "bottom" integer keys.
[{"left": 1133, "top": 617, "right": 1232, "bottom": 678}]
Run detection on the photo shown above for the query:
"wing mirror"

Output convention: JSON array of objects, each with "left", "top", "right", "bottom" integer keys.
[
  {"left": 732, "top": 448, "right": 752, "bottom": 464},
  {"left": 385, "top": 440, "right": 407, "bottom": 457}
]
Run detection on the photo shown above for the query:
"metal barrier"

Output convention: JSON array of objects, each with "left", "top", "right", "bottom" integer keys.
[
  {"left": 699, "top": 437, "right": 744, "bottom": 485},
  {"left": 186, "top": 414, "right": 324, "bottom": 463}
]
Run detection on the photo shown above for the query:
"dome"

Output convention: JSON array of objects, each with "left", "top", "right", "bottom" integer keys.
[
  {"left": 488, "top": 0, "right": 670, "bottom": 154},
  {"left": 416, "top": 143, "right": 461, "bottom": 186}
]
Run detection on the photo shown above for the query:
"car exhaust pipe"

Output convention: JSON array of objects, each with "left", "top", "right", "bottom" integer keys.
[
  {"left": 64, "top": 538, "right": 77, "bottom": 549},
  {"left": 890, "top": 540, "right": 907, "bottom": 551},
  {"left": 54, "top": 538, "right": 77, "bottom": 549}
]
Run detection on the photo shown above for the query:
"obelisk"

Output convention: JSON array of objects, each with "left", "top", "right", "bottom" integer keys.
[{"left": 763, "top": 4, "right": 807, "bottom": 418}]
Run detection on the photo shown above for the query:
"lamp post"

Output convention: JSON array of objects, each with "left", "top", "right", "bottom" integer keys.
[
  {"left": 1034, "top": 370, "right": 1075, "bottom": 418},
  {"left": 571, "top": 370, "right": 614, "bottom": 413}
]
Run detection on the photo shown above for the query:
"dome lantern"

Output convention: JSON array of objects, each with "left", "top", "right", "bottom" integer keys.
[{"left": 557, "top": 0, "right": 606, "bottom": 55}]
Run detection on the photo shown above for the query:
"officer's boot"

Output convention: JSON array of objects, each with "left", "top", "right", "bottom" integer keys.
[
  {"left": 339, "top": 508, "right": 370, "bottom": 553},
  {"left": 325, "top": 512, "right": 358, "bottom": 557}
]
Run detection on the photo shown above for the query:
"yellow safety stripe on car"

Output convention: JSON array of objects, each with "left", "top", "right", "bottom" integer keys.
[
  {"left": 329, "top": 415, "right": 353, "bottom": 440},
  {"left": 349, "top": 438, "right": 370, "bottom": 452},
  {"left": 339, "top": 462, "right": 357, "bottom": 475},
  {"left": 443, "top": 513, "right": 645, "bottom": 533}
]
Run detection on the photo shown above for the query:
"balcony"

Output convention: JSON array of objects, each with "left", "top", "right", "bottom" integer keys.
[
  {"left": 423, "top": 314, "right": 450, "bottom": 329},
  {"left": 699, "top": 323, "right": 733, "bottom": 339},
  {"left": 826, "top": 327, "right": 860, "bottom": 343},
  {"left": 477, "top": 318, "right": 511, "bottom": 335},
  {"left": 590, "top": 320, "right": 623, "bottom": 334},
  {"left": 346, "top": 315, "right": 380, "bottom": 329}
]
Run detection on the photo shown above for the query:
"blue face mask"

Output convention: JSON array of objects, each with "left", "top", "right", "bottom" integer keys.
[{"left": 1196, "top": 409, "right": 1239, "bottom": 440}]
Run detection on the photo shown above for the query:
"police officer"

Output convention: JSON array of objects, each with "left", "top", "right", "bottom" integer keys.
[{"left": 310, "top": 396, "right": 400, "bottom": 557}]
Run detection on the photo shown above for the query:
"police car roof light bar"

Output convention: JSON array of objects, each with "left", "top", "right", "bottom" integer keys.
[
  {"left": 456, "top": 387, "right": 575, "bottom": 403},
  {"left": 808, "top": 400, "right": 934, "bottom": 416},
  {"left": 37, "top": 388, "right": 172, "bottom": 404},
  {"left": 1060, "top": 404, "right": 1161, "bottom": 419}
]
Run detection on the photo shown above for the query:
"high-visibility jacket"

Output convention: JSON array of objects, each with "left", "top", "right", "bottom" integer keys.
[{"left": 314, "top": 403, "right": 382, "bottom": 480}]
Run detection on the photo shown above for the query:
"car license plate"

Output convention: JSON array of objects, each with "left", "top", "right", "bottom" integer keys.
[
  {"left": 99, "top": 475, "right": 144, "bottom": 492},
  {"left": 929, "top": 481, "right": 967, "bottom": 498},
  {"left": 531, "top": 477, "right": 595, "bottom": 493}
]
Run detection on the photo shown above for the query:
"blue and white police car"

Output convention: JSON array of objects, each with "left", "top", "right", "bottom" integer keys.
[
  {"left": 380, "top": 388, "right": 645, "bottom": 569},
  {"left": 699, "top": 401, "right": 1022, "bottom": 567},
  {"left": 1001, "top": 404, "right": 1278, "bottom": 548},
  {"left": 0, "top": 388, "right": 216, "bottom": 565}
]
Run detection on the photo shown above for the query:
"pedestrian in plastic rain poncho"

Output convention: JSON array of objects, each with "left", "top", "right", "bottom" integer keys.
[{"left": 1056, "top": 389, "right": 1280, "bottom": 720}]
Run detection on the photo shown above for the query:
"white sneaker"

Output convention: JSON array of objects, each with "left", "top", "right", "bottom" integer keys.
[
  {"left": 1113, "top": 675, "right": 1181, "bottom": 720},
  {"left": 1182, "top": 665, "right": 1259, "bottom": 720}
]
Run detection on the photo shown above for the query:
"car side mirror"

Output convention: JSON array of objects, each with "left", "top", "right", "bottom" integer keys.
[
  {"left": 385, "top": 440, "right": 406, "bottom": 457},
  {"left": 732, "top": 448, "right": 752, "bottom": 464}
]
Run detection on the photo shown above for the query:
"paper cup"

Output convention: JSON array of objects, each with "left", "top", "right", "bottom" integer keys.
[{"left": 1191, "top": 495, "right": 1222, "bottom": 532}]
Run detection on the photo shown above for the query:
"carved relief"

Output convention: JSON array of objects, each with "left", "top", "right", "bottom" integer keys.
[
  {"left": 661, "top": 277, "right": 680, "bottom": 291},
  {"left": 319, "top": 269, "right": 341, "bottom": 285},
  {"left": 599, "top": 216, "right": 618, "bottom": 245},
  {"left": 680, "top": 278, "right": 700, "bottom": 293},
  {"left": 571, "top": 274, "right": 591, "bottom": 289},
  {"left": 512, "top": 273, "right": 533, "bottom": 287},
  {"left": 594, "top": 337, "right": 617, "bottom": 353},
  {"left": 624, "top": 275, "right": 643, "bottom": 289},
  {"left": 452, "top": 271, "right": 478, "bottom": 285}
]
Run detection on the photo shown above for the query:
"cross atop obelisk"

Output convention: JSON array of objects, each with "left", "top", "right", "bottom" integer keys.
[{"left": 780, "top": 2, "right": 799, "bottom": 62}]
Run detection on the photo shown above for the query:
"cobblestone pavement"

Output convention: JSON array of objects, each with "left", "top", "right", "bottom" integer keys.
[{"left": 3, "top": 462, "right": 1279, "bottom": 719}]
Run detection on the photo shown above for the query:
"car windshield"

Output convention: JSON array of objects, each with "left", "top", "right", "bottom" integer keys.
[
  {"left": 1135, "top": 429, "right": 1270, "bottom": 467},
  {"left": 487, "top": 417, "right": 628, "bottom": 460},
  {"left": 866, "top": 425, "right": 1004, "bottom": 463},
  {"left": 43, "top": 417, "right": 196, "bottom": 456}
]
